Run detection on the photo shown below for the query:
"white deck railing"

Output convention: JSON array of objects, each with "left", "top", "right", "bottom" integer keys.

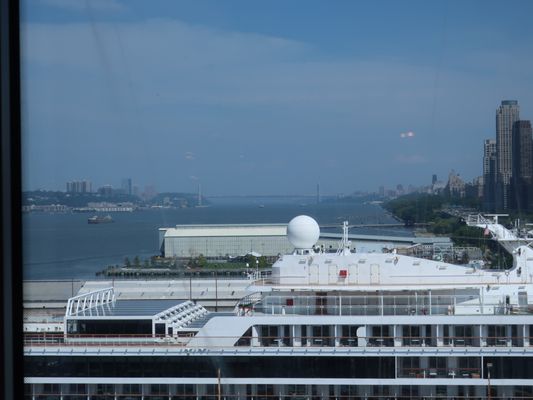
[{"left": 65, "top": 287, "right": 115, "bottom": 317}]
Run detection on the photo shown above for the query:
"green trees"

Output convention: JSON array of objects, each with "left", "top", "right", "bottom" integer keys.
[
  {"left": 242, "top": 254, "right": 268, "bottom": 268},
  {"left": 187, "top": 254, "right": 208, "bottom": 268},
  {"left": 384, "top": 194, "right": 444, "bottom": 224},
  {"left": 385, "top": 193, "right": 512, "bottom": 269}
]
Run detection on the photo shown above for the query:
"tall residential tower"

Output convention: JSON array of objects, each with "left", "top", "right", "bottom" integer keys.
[
  {"left": 511, "top": 120, "right": 533, "bottom": 211},
  {"left": 495, "top": 100, "right": 520, "bottom": 209},
  {"left": 482, "top": 139, "right": 497, "bottom": 211}
]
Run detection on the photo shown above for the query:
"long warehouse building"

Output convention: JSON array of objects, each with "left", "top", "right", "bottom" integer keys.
[
  {"left": 159, "top": 223, "right": 452, "bottom": 259},
  {"left": 159, "top": 224, "right": 291, "bottom": 258}
]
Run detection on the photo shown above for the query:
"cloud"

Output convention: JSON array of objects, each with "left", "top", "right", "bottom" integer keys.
[
  {"left": 23, "top": 19, "right": 308, "bottom": 72},
  {"left": 39, "top": 0, "right": 126, "bottom": 12},
  {"left": 23, "top": 18, "right": 506, "bottom": 122},
  {"left": 185, "top": 152, "right": 195, "bottom": 161},
  {"left": 400, "top": 131, "right": 415, "bottom": 138}
]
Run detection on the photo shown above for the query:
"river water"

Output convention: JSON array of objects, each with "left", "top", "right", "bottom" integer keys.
[{"left": 23, "top": 198, "right": 410, "bottom": 280}]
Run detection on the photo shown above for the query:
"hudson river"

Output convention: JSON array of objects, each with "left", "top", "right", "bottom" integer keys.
[{"left": 23, "top": 198, "right": 410, "bottom": 280}]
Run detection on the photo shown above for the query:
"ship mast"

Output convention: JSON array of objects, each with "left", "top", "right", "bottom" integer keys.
[{"left": 336, "top": 220, "right": 352, "bottom": 255}]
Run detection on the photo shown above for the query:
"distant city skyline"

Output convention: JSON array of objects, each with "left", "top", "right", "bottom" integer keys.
[
  {"left": 480, "top": 99, "right": 533, "bottom": 212},
  {"left": 30, "top": 176, "right": 442, "bottom": 198},
  {"left": 21, "top": 0, "right": 533, "bottom": 195}
]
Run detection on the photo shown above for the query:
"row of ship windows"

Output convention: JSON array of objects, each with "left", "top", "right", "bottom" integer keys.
[
  {"left": 235, "top": 324, "right": 533, "bottom": 347},
  {"left": 24, "top": 356, "right": 533, "bottom": 379},
  {"left": 22, "top": 383, "right": 533, "bottom": 399}
]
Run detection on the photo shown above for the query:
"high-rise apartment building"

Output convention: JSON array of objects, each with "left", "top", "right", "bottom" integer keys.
[
  {"left": 396, "top": 184, "right": 404, "bottom": 196},
  {"left": 66, "top": 180, "right": 92, "bottom": 193},
  {"left": 511, "top": 120, "right": 533, "bottom": 211},
  {"left": 98, "top": 184, "right": 113, "bottom": 196},
  {"left": 121, "top": 178, "right": 133, "bottom": 196},
  {"left": 483, "top": 139, "right": 497, "bottom": 211},
  {"left": 447, "top": 170, "right": 465, "bottom": 198},
  {"left": 133, "top": 185, "right": 140, "bottom": 198},
  {"left": 495, "top": 100, "right": 520, "bottom": 209}
]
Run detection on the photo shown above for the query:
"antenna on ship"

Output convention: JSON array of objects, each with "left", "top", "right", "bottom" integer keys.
[{"left": 337, "top": 220, "right": 352, "bottom": 255}]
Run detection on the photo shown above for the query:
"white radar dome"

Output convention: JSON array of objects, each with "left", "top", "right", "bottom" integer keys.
[{"left": 287, "top": 215, "right": 320, "bottom": 249}]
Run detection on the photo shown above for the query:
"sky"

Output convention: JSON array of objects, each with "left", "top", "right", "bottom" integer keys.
[{"left": 20, "top": 0, "right": 533, "bottom": 196}]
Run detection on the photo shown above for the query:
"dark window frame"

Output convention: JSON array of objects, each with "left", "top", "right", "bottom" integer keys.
[{"left": 1, "top": 1, "right": 23, "bottom": 400}]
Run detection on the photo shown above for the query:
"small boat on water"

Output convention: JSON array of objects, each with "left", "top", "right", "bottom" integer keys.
[{"left": 87, "top": 215, "right": 114, "bottom": 224}]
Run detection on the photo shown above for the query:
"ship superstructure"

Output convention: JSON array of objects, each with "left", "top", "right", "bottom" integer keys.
[{"left": 24, "top": 215, "right": 533, "bottom": 399}]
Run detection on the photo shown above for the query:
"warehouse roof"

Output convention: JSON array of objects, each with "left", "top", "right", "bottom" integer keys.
[{"left": 161, "top": 223, "right": 288, "bottom": 238}]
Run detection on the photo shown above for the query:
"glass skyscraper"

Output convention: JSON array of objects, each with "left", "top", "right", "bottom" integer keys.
[{"left": 495, "top": 100, "right": 520, "bottom": 209}]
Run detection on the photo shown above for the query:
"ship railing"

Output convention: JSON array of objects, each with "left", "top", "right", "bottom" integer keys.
[
  {"left": 399, "top": 367, "right": 481, "bottom": 379},
  {"left": 251, "top": 335, "right": 524, "bottom": 349},
  {"left": 248, "top": 293, "right": 530, "bottom": 316},
  {"left": 24, "top": 333, "right": 533, "bottom": 350},
  {"left": 21, "top": 394, "right": 533, "bottom": 400},
  {"left": 235, "top": 292, "right": 264, "bottom": 314},
  {"left": 23, "top": 333, "right": 193, "bottom": 347},
  {"left": 465, "top": 213, "right": 494, "bottom": 226},
  {"left": 65, "top": 287, "right": 115, "bottom": 317},
  {"left": 250, "top": 276, "right": 275, "bottom": 286}
]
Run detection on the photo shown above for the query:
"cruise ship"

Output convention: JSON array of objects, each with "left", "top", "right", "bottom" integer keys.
[{"left": 24, "top": 215, "right": 533, "bottom": 399}]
